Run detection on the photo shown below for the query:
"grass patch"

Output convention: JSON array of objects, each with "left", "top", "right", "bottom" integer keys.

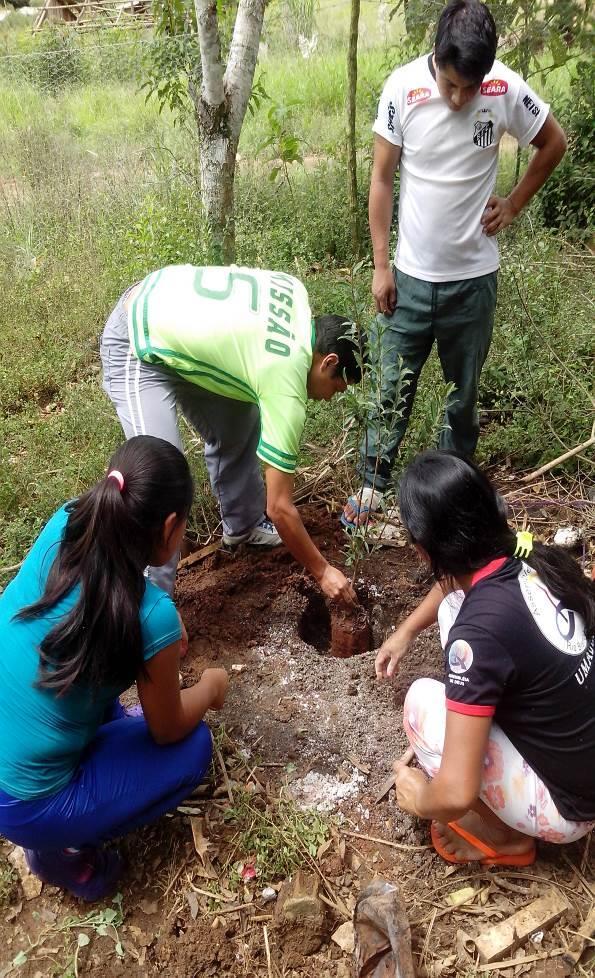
[
  {"left": 223, "top": 788, "right": 331, "bottom": 884},
  {"left": 0, "top": 855, "right": 18, "bottom": 909}
]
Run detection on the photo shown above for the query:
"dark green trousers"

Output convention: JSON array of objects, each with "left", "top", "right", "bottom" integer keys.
[{"left": 362, "top": 268, "right": 498, "bottom": 491}]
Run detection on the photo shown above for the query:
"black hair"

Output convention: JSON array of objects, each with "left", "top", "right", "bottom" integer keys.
[
  {"left": 399, "top": 450, "right": 595, "bottom": 639},
  {"left": 18, "top": 435, "right": 193, "bottom": 696},
  {"left": 312, "top": 314, "right": 364, "bottom": 383},
  {"left": 434, "top": 1, "right": 498, "bottom": 83}
]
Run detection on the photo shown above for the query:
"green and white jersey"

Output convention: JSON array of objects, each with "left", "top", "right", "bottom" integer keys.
[{"left": 128, "top": 265, "right": 314, "bottom": 474}]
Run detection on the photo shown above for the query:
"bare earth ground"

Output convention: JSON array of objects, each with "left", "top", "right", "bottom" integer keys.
[{"left": 1, "top": 504, "right": 593, "bottom": 978}]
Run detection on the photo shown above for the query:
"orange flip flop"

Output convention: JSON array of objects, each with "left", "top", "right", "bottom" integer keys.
[{"left": 431, "top": 820, "right": 536, "bottom": 867}]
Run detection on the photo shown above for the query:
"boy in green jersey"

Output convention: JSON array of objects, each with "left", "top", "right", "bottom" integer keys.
[{"left": 101, "top": 265, "right": 361, "bottom": 605}]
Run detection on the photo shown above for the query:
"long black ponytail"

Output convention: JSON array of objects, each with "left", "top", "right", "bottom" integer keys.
[
  {"left": 18, "top": 436, "right": 193, "bottom": 695},
  {"left": 399, "top": 450, "right": 595, "bottom": 640}
]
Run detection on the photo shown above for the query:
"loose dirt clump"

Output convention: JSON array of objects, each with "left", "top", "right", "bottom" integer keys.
[
  {"left": 273, "top": 871, "right": 329, "bottom": 967},
  {"left": 298, "top": 589, "right": 373, "bottom": 657},
  {"left": 329, "top": 602, "right": 372, "bottom": 658},
  {"left": 155, "top": 918, "right": 238, "bottom": 977}
]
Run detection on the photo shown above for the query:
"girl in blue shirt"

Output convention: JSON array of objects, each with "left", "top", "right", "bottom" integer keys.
[{"left": 0, "top": 435, "right": 228, "bottom": 901}]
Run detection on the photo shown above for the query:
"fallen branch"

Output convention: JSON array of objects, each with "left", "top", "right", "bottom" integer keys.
[
  {"left": 0, "top": 561, "right": 22, "bottom": 577},
  {"left": 521, "top": 431, "right": 595, "bottom": 484},
  {"left": 177, "top": 540, "right": 222, "bottom": 570}
]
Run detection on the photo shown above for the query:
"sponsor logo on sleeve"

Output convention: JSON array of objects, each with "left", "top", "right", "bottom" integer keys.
[
  {"left": 406, "top": 87, "right": 431, "bottom": 106},
  {"left": 481, "top": 78, "right": 508, "bottom": 96},
  {"left": 448, "top": 640, "right": 474, "bottom": 675},
  {"left": 522, "top": 93, "right": 540, "bottom": 117},
  {"left": 387, "top": 100, "right": 396, "bottom": 133}
]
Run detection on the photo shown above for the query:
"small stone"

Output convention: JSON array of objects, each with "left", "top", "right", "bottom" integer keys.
[
  {"left": 139, "top": 898, "right": 159, "bottom": 915},
  {"left": 331, "top": 920, "right": 355, "bottom": 953},
  {"left": 553, "top": 526, "right": 581, "bottom": 548},
  {"left": 261, "top": 886, "right": 277, "bottom": 903}
]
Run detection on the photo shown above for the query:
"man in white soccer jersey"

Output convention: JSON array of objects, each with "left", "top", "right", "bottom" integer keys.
[
  {"left": 101, "top": 265, "right": 360, "bottom": 604},
  {"left": 344, "top": 0, "right": 566, "bottom": 527}
]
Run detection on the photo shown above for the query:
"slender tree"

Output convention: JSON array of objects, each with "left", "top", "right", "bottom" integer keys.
[{"left": 192, "top": 0, "right": 267, "bottom": 262}]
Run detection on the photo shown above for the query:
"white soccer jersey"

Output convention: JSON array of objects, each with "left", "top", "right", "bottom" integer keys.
[{"left": 373, "top": 55, "right": 549, "bottom": 282}]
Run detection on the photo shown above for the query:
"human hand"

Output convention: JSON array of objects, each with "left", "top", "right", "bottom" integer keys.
[
  {"left": 372, "top": 265, "right": 397, "bottom": 315},
  {"left": 481, "top": 195, "right": 519, "bottom": 236},
  {"left": 375, "top": 628, "right": 414, "bottom": 680},
  {"left": 393, "top": 747, "right": 426, "bottom": 815},
  {"left": 178, "top": 614, "right": 189, "bottom": 658},
  {"left": 319, "top": 565, "right": 357, "bottom": 606},
  {"left": 202, "top": 667, "right": 229, "bottom": 710}
]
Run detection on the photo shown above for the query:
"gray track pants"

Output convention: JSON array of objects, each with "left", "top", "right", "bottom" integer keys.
[{"left": 100, "top": 289, "right": 265, "bottom": 595}]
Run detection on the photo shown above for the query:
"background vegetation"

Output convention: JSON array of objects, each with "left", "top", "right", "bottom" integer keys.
[{"left": 0, "top": 1, "right": 593, "bottom": 574}]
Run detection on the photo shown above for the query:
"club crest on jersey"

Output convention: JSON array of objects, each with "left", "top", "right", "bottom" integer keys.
[
  {"left": 407, "top": 87, "right": 431, "bottom": 106},
  {"left": 473, "top": 112, "right": 495, "bottom": 148},
  {"left": 481, "top": 78, "right": 508, "bottom": 96}
]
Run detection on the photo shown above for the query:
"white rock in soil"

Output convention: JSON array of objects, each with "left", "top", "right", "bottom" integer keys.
[
  {"left": 261, "top": 886, "right": 277, "bottom": 903},
  {"left": 331, "top": 921, "right": 355, "bottom": 953},
  {"left": 553, "top": 526, "right": 581, "bottom": 548}
]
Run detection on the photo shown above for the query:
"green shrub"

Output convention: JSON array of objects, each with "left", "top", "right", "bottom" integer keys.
[
  {"left": 24, "top": 27, "right": 83, "bottom": 92},
  {"left": 539, "top": 60, "right": 594, "bottom": 240},
  {"left": 477, "top": 223, "right": 593, "bottom": 467}
]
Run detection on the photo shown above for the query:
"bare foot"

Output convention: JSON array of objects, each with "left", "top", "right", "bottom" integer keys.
[{"left": 432, "top": 810, "right": 534, "bottom": 862}]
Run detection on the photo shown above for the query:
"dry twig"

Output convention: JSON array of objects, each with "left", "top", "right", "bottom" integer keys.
[
  {"left": 341, "top": 829, "right": 430, "bottom": 852},
  {"left": 263, "top": 924, "right": 273, "bottom": 978},
  {"left": 214, "top": 741, "right": 234, "bottom": 804}
]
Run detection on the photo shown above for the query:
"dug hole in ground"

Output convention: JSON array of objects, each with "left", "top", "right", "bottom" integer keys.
[{"left": 2, "top": 503, "right": 592, "bottom": 978}]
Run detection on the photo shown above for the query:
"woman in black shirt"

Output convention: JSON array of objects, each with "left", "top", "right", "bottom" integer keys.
[{"left": 377, "top": 451, "right": 595, "bottom": 864}]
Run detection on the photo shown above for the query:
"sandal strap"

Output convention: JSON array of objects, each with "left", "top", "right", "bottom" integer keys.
[{"left": 447, "top": 821, "right": 500, "bottom": 860}]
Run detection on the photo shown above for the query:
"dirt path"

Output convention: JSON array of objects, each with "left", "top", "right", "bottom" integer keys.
[{"left": 1, "top": 505, "right": 591, "bottom": 977}]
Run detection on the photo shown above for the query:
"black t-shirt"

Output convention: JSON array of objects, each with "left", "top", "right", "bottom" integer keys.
[{"left": 445, "top": 558, "right": 595, "bottom": 821}]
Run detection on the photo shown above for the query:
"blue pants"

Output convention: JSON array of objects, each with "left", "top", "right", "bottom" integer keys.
[{"left": 0, "top": 707, "right": 212, "bottom": 851}]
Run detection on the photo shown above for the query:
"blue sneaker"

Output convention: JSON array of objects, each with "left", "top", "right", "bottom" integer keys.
[
  {"left": 25, "top": 846, "right": 123, "bottom": 902},
  {"left": 124, "top": 703, "right": 144, "bottom": 718},
  {"left": 223, "top": 515, "right": 281, "bottom": 547}
]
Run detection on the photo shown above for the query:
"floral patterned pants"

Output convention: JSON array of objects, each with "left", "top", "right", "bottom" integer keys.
[{"left": 402, "top": 594, "right": 594, "bottom": 844}]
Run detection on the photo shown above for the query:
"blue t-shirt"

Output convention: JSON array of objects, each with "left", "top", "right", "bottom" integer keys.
[{"left": 0, "top": 505, "right": 181, "bottom": 800}]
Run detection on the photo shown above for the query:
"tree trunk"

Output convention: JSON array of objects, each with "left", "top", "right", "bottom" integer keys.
[
  {"left": 198, "top": 128, "right": 237, "bottom": 263},
  {"left": 347, "top": 0, "right": 361, "bottom": 257},
  {"left": 193, "top": 0, "right": 266, "bottom": 263}
]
